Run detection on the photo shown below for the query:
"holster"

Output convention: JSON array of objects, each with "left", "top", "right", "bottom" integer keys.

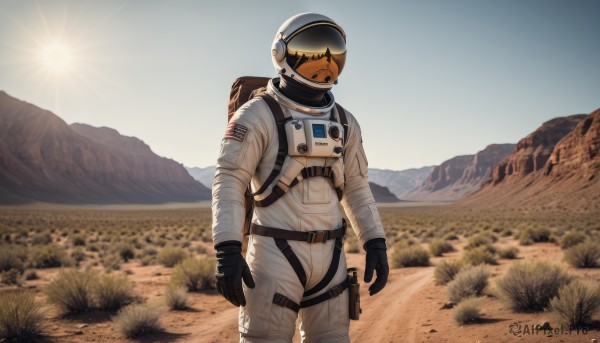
[{"left": 348, "top": 268, "right": 361, "bottom": 320}]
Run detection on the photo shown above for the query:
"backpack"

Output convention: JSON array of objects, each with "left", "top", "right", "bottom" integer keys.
[{"left": 227, "top": 76, "right": 349, "bottom": 235}]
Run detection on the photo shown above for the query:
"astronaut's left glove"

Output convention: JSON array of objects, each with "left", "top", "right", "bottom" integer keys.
[
  {"left": 215, "top": 241, "right": 255, "bottom": 307},
  {"left": 363, "top": 238, "right": 389, "bottom": 296}
]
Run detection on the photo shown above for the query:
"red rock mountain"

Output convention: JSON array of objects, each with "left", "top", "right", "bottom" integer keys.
[
  {"left": 403, "top": 144, "right": 515, "bottom": 201},
  {"left": 0, "top": 91, "right": 210, "bottom": 204},
  {"left": 462, "top": 111, "right": 600, "bottom": 212},
  {"left": 490, "top": 115, "right": 586, "bottom": 185}
]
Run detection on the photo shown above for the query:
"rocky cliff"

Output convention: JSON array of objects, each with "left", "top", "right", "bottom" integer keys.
[
  {"left": 0, "top": 91, "right": 210, "bottom": 204},
  {"left": 462, "top": 111, "right": 599, "bottom": 212},
  {"left": 490, "top": 115, "right": 586, "bottom": 185}
]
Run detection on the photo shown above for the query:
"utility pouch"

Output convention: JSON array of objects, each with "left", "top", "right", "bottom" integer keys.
[{"left": 348, "top": 267, "right": 361, "bottom": 320}]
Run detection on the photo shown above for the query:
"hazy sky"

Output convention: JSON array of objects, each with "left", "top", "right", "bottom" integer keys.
[{"left": 1, "top": 1, "right": 599, "bottom": 170}]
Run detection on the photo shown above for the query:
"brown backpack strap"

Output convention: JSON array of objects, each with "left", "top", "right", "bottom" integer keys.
[
  {"left": 335, "top": 103, "right": 349, "bottom": 147},
  {"left": 251, "top": 93, "right": 289, "bottom": 197}
]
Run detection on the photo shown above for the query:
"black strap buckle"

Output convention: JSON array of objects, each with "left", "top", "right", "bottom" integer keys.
[
  {"left": 329, "top": 284, "right": 343, "bottom": 298},
  {"left": 306, "top": 230, "right": 328, "bottom": 243},
  {"left": 273, "top": 293, "right": 300, "bottom": 313}
]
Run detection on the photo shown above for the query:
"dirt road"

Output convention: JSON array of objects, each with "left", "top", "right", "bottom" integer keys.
[
  {"left": 188, "top": 263, "right": 434, "bottom": 343},
  {"left": 350, "top": 268, "right": 433, "bottom": 342}
]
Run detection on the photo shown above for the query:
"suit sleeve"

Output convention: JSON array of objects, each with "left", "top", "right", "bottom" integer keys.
[
  {"left": 211, "top": 100, "right": 269, "bottom": 245},
  {"left": 340, "top": 112, "right": 387, "bottom": 246}
]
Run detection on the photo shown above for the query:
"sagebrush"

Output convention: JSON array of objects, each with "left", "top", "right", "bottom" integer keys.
[
  {"left": 446, "top": 265, "right": 488, "bottom": 303},
  {"left": 496, "top": 261, "right": 571, "bottom": 311},
  {"left": 0, "top": 291, "right": 45, "bottom": 341},
  {"left": 549, "top": 278, "right": 600, "bottom": 325}
]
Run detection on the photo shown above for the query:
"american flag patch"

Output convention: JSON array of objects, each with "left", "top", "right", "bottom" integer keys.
[{"left": 224, "top": 122, "right": 248, "bottom": 142}]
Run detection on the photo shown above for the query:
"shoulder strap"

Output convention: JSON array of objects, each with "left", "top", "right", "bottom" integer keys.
[
  {"left": 251, "top": 93, "right": 289, "bottom": 197},
  {"left": 335, "top": 103, "right": 349, "bottom": 146}
]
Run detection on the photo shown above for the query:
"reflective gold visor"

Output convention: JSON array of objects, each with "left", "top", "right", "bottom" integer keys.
[{"left": 285, "top": 24, "right": 346, "bottom": 85}]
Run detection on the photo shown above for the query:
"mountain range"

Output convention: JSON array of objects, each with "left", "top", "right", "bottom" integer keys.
[
  {"left": 1, "top": 90, "right": 598, "bottom": 210},
  {"left": 0, "top": 91, "right": 210, "bottom": 204},
  {"left": 402, "top": 144, "right": 516, "bottom": 201}
]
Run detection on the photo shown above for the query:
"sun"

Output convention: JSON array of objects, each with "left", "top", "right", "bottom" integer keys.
[{"left": 42, "top": 42, "right": 73, "bottom": 72}]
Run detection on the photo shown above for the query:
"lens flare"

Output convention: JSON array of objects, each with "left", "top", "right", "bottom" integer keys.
[{"left": 42, "top": 43, "right": 72, "bottom": 71}]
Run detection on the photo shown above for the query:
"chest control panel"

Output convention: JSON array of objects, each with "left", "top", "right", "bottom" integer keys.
[{"left": 285, "top": 119, "right": 344, "bottom": 157}]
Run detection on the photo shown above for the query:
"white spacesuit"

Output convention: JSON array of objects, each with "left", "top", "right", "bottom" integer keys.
[{"left": 212, "top": 13, "right": 388, "bottom": 343}]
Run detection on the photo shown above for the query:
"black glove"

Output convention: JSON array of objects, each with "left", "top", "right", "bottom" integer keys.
[
  {"left": 363, "top": 238, "right": 389, "bottom": 296},
  {"left": 215, "top": 241, "right": 255, "bottom": 307}
]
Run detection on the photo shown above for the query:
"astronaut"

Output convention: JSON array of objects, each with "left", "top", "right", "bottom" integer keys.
[{"left": 212, "top": 13, "right": 389, "bottom": 343}]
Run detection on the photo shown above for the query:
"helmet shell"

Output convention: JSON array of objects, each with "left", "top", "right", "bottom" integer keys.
[{"left": 272, "top": 13, "right": 346, "bottom": 90}]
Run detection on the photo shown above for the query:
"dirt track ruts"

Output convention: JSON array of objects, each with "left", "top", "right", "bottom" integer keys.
[{"left": 350, "top": 268, "right": 433, "bottom": 342}]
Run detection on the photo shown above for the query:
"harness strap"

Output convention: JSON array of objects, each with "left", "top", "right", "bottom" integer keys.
[
  {"left": 251, "top": 94, "right": 288, "bottom": 197},
  {"left": 250, "top": 223, "right": 346, "bottom": 243},
  {"left": 272, "top": 278, "right": 350, "bottom": 313},
  {"left": 301, "top": 278, "right": 350, "bottom": 309},
  {"left": 303, "top": 237, "right": 343, "bottom": 297},
  {"left": 253, "top": 184, "right": 286, "bottom": 207},
  {"left": 254, "top": 166, "right": 340, "bottom": 208},
  {"left": 273, "top": 293, "right": 300, "bottom": 313},
  {"left": 274, "top": 238, "right": 307, "bottom": 287}
]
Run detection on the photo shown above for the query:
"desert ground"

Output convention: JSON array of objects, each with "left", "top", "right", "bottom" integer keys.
[{"left": 1, "top": 203, "right": 599, "bottom": 343}]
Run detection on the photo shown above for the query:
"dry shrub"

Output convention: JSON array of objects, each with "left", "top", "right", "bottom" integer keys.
[
  {"left": 0, "top": 246, "right": 25, "bottom": 273},
  {"left": 498, "top": 247, "right": 519, "bottom": 259},
  {"left": 71, "top": 234, "right": 86, "bottom": 247},
  {"left": 102, "top": 254, "right": 122, "bottom": 271},
  {"left": 519, "top": 227, "right": 551, "bottom": 245},
  {"left": 165, "top": 285, "right": 188, "bottom": 310},
  {"left": 29, "top": 246, "right": 74, "bottom": 269},
  {"left": 461, "top": 245, "right": 497, "bottom": 265},
  {"left": 560, "top": 232, "right": 586, "bottom": 250},
  {"left": 496, "top": 261, "right": 571, "bottom": 311},
  {"left": 157, "top": 247, "right": 188, "bottom": 267},
  {"left": 464, "top": 233, "right": 496, "bottom": 250},
  {"left": 453, "top": 297, "right": 482, "bottom": 325},
  {"left": 115, "top": 304, "right": 162, "bottom": 338},
  {"left": 564, "top": 242, "right": 600, "bottom": 268},
  {"left": 31, "top": 233, "right": 52, "bottom": 245},
  {"left": 1, "top": 269, "right": 21, "bottom": 285},
  {"left": 429, "top": 239, "right": 454, "bottom": 257},
  {"left": 0, "top": 291, "right": 45, "bottom": 341},
  {"left": 112, "top": 243, "right": 135, "bottom": 262},
  {"left": 446, "top": 265, "right": 489, "bottom": 303},
  {"left": 391, "top": 245, "right": 430, "bottom": 267},
  {"left": 45, "top": 269, "right": 96, "bottom": 314},
  {"left": 549, "top": 278, "right": 600, "bottom": 326},
  {"left": 94, "top": 273, "right": 133, "bottom": 311},
  {"left": 434, "top": 259, "right": 462, "bottom": 285},
  {"left": 170, "top": 256, "right": 216, "bottom": 291}
]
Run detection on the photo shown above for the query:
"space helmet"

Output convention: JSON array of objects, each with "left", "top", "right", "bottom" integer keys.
[{"left": 271, "top": 13, "right": 346, "bottom": 90}]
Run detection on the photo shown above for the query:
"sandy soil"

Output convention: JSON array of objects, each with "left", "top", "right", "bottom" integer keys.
[
  {"left": 13, "top": 240, "right": 595, "bottom": 343},
  {"left": 2, "top": 203, "right": 599, "bottom": 342}
]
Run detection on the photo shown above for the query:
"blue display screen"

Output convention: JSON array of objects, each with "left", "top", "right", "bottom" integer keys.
[{"left": 312, "top": 124, "right": 326, "bottom": 138}]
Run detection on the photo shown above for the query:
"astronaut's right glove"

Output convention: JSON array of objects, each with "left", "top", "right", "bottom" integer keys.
[
  {"left": 363, "top": 238, "right": 389, "bottom": 296},
  {"left": 215, "top": 241, "right": 255, "bottom": 307}
]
